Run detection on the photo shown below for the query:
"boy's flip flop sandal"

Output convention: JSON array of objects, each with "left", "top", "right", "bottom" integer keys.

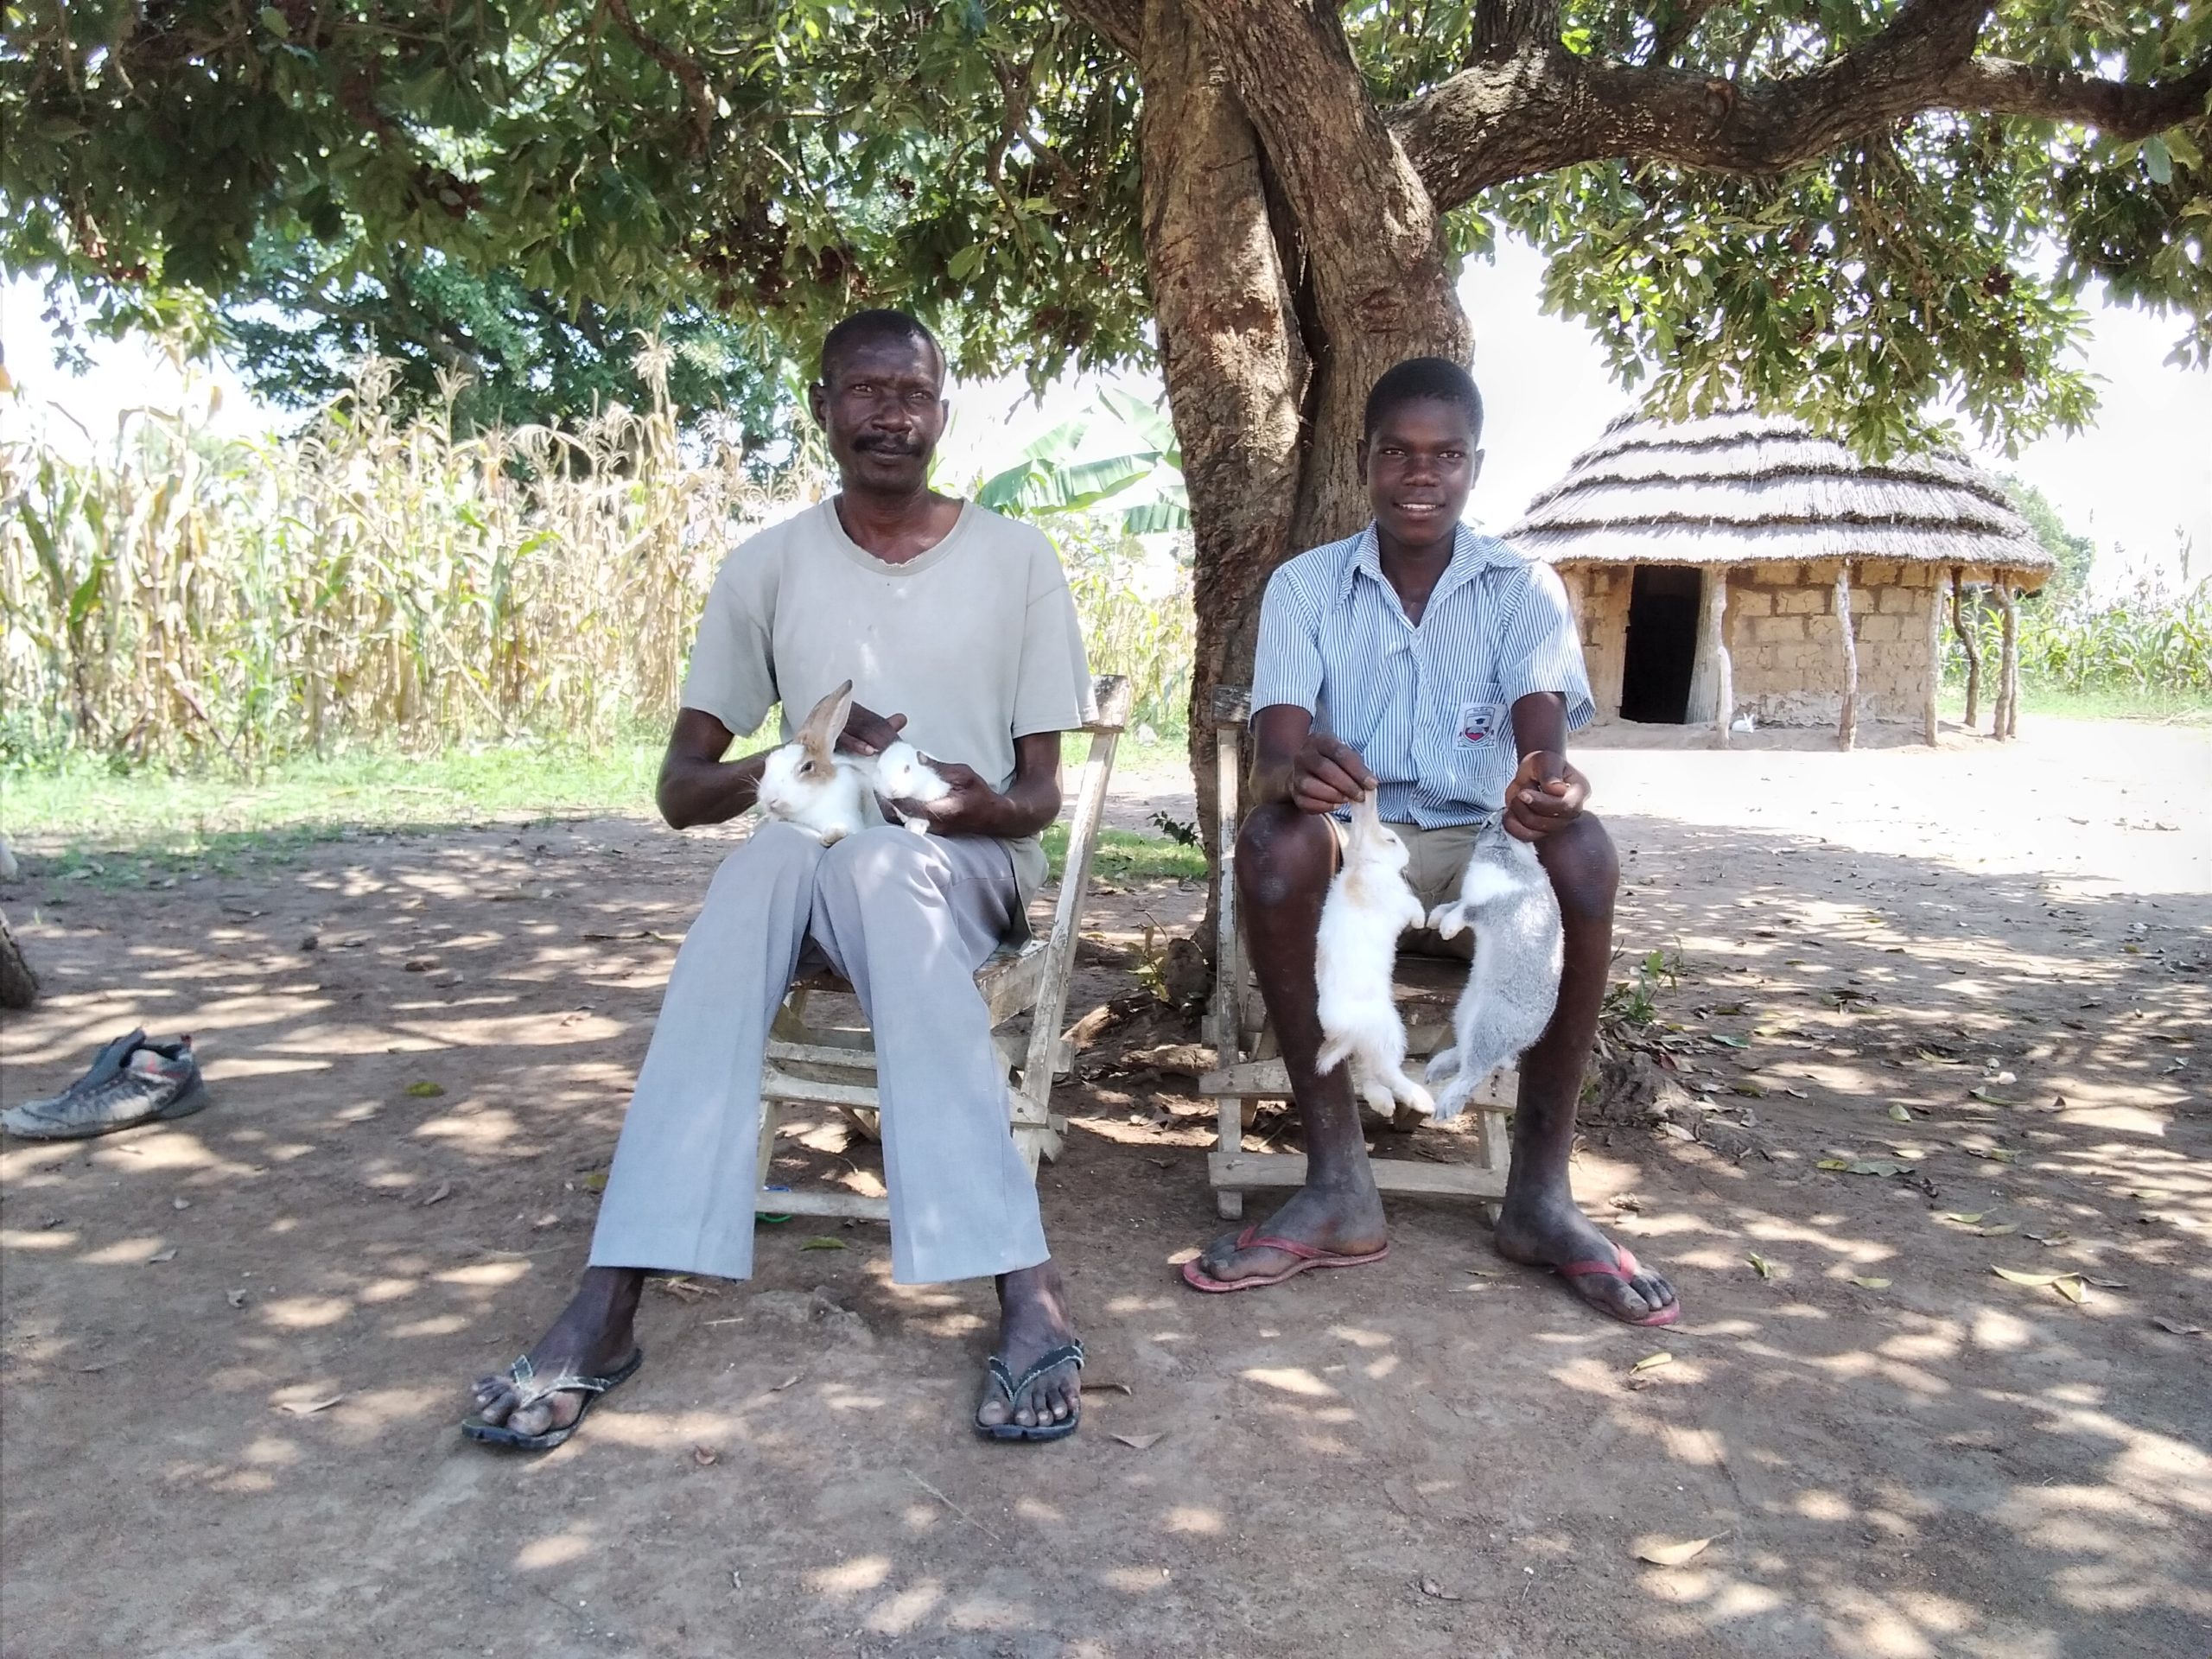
[
  {"left": 1555, "top": 1245, "right": 1681, "bottom": 1327},
  {"left": 461, "top": 1348, "right": 645, "bottom": 1451},
  {"left": 974, "top": 1341, "right": 1085, "bottom": 1442},
  {"left": 1179, "top": 1225, "right": 1391, "bottom": 1294}
]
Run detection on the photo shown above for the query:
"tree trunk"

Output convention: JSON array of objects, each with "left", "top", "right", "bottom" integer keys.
[
  {"left": 0, "top": 912, "right": 38, "bottom": 1010},
  {"left": 1134, "top": 0, "right": 1470, "bottom": 934},
  {"left": 1995, "top": 575, "right": 2020, "bottom": 741},
  {"left": 1949, "top": 568, "right": 1980, "bottom": 728},
  {"left": 1923, "top": 569, "right": 1945, "bottom": 746},
  {"left": 1138, "top": 0, "right": 1309, "bottom": 900},
  {"left": 1703, "top": 566, "right": 1731, "bottom": 748},
  {"left": 1834, "top": 561, "right": 1859, "bottom": 752}
]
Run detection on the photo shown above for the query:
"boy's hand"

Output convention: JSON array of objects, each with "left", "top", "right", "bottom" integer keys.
[
  {"left": 893, "top": 760, "right": 1002, "bottom": 836},
  {"left": 1503, "top": 750, "right": 1588, "bottom": 842},
  {"left": 837, "top": 703, "right": 906, "bottom": 758},
  {"left": 1290, "top": 736, "right": 1377, "bottom": 815}
]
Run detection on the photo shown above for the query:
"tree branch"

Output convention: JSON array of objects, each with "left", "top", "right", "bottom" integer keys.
[
  {"left": 1397, "top": 0, "right": 2209, "bottom": 209},
  {"left": 599, "top": 0, "right": 715, "bottom": 156},
  {"left": 1063, "top": 0, "right": 1144, "bottom": 60},
  {"left": 1472, "top": 0, "right": 1560, "bottom": 56},
  {"left": 1646, "top": 0, "right": 1718, "bottom": 69}
]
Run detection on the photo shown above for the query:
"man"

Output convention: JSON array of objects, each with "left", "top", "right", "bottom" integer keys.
[
  {"left": 465, "top": 309, "right": 1096, "bottom": 1448},
  {"left": 1183, "top": 357, "right": 1680, "bottom": 1327}
]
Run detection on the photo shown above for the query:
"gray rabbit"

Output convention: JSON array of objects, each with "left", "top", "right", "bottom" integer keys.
[{"left": 1421, "top": 821, "right": 1563, "bottom": 1121}]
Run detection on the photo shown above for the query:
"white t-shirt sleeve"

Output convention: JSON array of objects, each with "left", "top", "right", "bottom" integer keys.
[
  {"left": 1013, "top": 531, "right": 1095, "bottom": 739},
  {"left": 679, "top": 538, "right": 779, "bottom": 738}
]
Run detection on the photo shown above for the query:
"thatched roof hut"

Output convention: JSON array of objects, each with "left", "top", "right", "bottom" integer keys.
[{"left": 1506, "top": 410, "right": 2055, "bottom": 747}]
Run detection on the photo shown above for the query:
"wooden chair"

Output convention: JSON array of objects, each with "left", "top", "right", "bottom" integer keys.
[
  {"left": 753, "top": 674, "right": 1134, "bottom": 1220},
  {"left": 1198, "top": 685, "right": 1515, "bottom": 1221}
]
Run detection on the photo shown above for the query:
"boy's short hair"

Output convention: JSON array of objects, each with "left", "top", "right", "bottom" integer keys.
[
  {"left": 1363, "top": 357, "right": 1484, "bottom": 443},
  {"left": 818, "top": 309, "right": 944, "bottom": 387}
]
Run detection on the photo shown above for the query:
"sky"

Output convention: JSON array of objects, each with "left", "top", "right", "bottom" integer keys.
[{"left": 5, "top": 239, "right": 2207, "bottom": 597}]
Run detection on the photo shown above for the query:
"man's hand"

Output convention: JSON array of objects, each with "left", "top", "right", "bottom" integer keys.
[
  {"left": 891, "top": 759, "right": 1006, "bottom": 837},
  {"left": 1502, "top": 749, "right": 1589, "bottom": 842},
  {"left": 1289, "top": 735, "right": 1377, "bottom": 815},
  {"left": 837, "top": 702, "right": 906, "bottom": 758}
]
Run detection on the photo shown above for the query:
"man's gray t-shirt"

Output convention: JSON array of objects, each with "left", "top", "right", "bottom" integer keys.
[{"left": 681, "top": 497, "right": 1095, "bottom": 899}]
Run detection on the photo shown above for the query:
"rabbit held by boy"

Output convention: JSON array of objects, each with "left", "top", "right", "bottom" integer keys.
[
  {"left": 1423, "top": 823, "right": 1564, "bottom": 1121},
  {"left": 1314, "top": 790, "right": 1433, "bottom": 1118}
]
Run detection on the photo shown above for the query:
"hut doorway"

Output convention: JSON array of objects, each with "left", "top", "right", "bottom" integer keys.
[{"left": 1619, "top": 564, "right": 1705, "bottom": 723}]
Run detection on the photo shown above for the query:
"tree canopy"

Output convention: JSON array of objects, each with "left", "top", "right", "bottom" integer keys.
[{"left": 8, "top": 3, "right": 2203, "bottom": 453}]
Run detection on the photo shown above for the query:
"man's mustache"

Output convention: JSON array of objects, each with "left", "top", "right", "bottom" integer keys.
[{"left": 854, "top": 432, "right": 925, "bottom": 454}]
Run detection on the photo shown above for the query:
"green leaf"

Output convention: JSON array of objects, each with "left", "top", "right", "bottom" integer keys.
[
  {"left": 2143, "top": 136, "right": 2173, "bottom": 186},
  {"left": 800, "top": 1236, "right": 847, "bottom": 1251},
  {"left": 946, "top": 245, "right": 984, "bottom": 280},
  {"left": 404, "top": 1081, "right": 445, "bottom": 1097},
  {"left": 258, "top": 6, "right": 290, "bottom": 38},
  {"left": 1747, "top": 1252, "right": 1774, "bottom": 1280}
]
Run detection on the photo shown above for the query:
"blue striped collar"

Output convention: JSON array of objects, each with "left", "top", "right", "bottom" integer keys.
[{"left": 1340, "top": 521, "right": 1521, "bottom": 611}]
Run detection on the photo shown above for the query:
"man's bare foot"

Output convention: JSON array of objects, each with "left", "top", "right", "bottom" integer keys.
[
  {"left": 974, "top": 1260, "right": 1082, "bottom": 1433},
  {"left": 1493, "top": 1190, "right": 1677, "bottom": 1325},
  {"left": 1192, "top": 1179, "right": 1389, "bottom": 1287},
  {"left": 468, "top": 1267, "right": 644, "bottom": 1440}
]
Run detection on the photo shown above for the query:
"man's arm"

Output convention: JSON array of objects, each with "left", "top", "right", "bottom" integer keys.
[
  {"left": 1251, "top": 704, "right": 1376, "bottom": 815},
  {"left": 890, "top": 730, "right": 1065, "bottom": 838},
  {"left": 1502, "top": 690, "right": 1592, "bottom": 842},
  {"left": 656, "top": 702, "right": 910, "bottom": 830}
]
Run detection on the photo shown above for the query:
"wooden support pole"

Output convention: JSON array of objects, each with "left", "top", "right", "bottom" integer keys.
[
  {"left": 1996, "top": 574, "right": 2020, "bottom": 741},
  {"left": 1703, "top": 565, "right": 1732, "bottom": 747},
  {"left": 1924, "top": 568, "right": 1946, "bottom": 746},
  {"left": 1949, "top": 566, "right": 1980, "bottom": 729},
  {"left": 1834, "top": 561, "right": 1859, "bottom": 752}
]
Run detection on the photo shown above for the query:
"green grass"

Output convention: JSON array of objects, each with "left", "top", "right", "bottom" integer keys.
[
  {"left": 1941, "top": 683, "right": 2212, "bottom": 725},
  {"left": 3, "top": 731, "right": 1206, "bottom": 888},
  {"left": 2, "top": 738, "right": 664, "bottom": 854}
]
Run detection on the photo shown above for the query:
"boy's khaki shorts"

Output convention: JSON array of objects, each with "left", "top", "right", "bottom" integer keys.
[{"left": 1325, "top": 816, "right": 1479, "bottom": 961}]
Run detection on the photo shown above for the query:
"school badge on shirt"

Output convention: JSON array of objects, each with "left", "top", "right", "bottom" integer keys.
[{"left": 1456, "top": 700, "right": 1505, "bottom": 747}]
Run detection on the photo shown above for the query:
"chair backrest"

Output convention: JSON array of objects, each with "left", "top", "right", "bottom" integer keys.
[{"left": 1020, "top": 674, "right": 1132, "bottom": 1085}]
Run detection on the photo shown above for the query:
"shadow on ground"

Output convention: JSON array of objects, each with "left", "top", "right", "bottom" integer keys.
[{"left": 1, "top": 799, "right": 2206, "bottom": 1658}]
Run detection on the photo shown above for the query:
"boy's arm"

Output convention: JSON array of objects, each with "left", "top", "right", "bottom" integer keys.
[
  {"left": 1502, "top": 691, "right": 1592, "bottom": 842},
  {"left": 1252, "top": 705, "right": 1376, "bottom": 814}
]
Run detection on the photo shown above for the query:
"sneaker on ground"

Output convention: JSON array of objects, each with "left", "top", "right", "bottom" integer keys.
[{"left": 1, "top": 1032, "right": 208, "bottom": 1141}]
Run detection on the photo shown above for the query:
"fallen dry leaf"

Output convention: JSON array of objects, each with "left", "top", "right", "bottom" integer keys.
[
  {"left": 800, "top": 1236, "right": 847, "bottom": 1251},
  {"left": 2152, "top": 1317, "right": 2203, "bottom": 1336},
  {"left": 580, "top": 1171, "right": 607, "bottom": 1193},
  {"left": 1849, "top": 1276, "right": 1891, "bottom": 1289},
  {"left": 1111, "top": 1432, "right": 1164, "bottom": 1451},
  {"left": 1991, "top": 1267, "right": 2069, "bottom": 1287},
  {"left": 692, "top": 1445, "right": 720, "bottom": 1467},
  {"left": 145, "top": 1247, "right": 179, "bottom": 1264},
  {"left": 1630, "top": 1352, "right": 1674, "bottom": 1375},
  {"left": 771, "top": 1374, "right": 800, "bottom": 1392},
  {"left": 404, "top": 1081, "right": 445, "bottom": 1098},
  {"left": 1975, "top": 1224, "right": 2017, "bottom": 1237},
  {"left": 172, "top": 1197, "right": 191, "bottom": 1211},
  {"left": 1942, "top": 1212, "right": 1984, "bottom": 1225},
  {"left": 1747, "top": 1252, "right": 1775, "bottom": 1280},
  {"left": 2052, "top": 1276, "right": 2087, "bottom": 1306},
  {"left": 418, "top": 1180, "right": 452, "bottom": 1207},
  {"left": 1636, "top": 1535, "right": 1719, "bottom": 1567},
  {"left": 226, "top": 1288, "right": 248, "bottom": 1308},
  {"left": 279, "top": 1393, "right": 345, "bottom": 1416},
  {"left": 1416, "top": 1577, "right": 1463, "bottom": 1602},
  {"left": 1888, "top": 1104, "right": 1912, "bottom": 1122}
]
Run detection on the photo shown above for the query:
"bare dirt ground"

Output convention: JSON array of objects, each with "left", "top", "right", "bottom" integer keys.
[{"left": 3, "top": 716, "right": 2207, "bottom": 1659}]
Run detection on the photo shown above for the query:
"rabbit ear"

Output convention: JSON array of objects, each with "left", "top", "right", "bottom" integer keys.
[
  {"left": 1350, "top": 787, "right": 1381, "bottom": 836},
  {"left": 795, "top": 679, "right": 855, "bottom": 762}
]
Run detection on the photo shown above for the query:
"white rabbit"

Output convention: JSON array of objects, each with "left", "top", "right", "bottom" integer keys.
[
  {"left": 869, "top": 739, "right": 953, "bottom": 834},
  {"left": 756, "top": 680, "right": 871, "bottom": 844},
  {"left": 1315, "top": 790, "right": 1433, "bottom": 1118},
  {"left": 1422, "top": 821, "right": 1563, "bottom": 1121}
]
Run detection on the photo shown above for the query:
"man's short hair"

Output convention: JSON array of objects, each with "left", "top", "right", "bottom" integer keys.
[
  {"left": 1363, "top": 356, "right": 1484, "bottom": 443},
  {"left": 818, "top": 309, "right": 944, "bottom": 388}
]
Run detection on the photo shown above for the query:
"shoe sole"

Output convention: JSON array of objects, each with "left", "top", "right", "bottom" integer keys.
[{"left": 1, "top": 1077, "right": 208, "bottom": 1141}]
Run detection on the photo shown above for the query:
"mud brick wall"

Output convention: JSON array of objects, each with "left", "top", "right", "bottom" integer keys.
[{"left": 1556, "top": 560, "right": 1940, "bottom": 728}]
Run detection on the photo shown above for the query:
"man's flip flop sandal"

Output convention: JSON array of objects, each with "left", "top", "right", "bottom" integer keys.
[
  {"left": 461, "top": 1347, "right": 645, "bottom": 1451},
  {"left": 1556, "top": 1245, "right": 1681, "bottom": 1328},
  {"left": 1179, "top": 1224, "right": 1391, "bottom": 1294},
  {"left": 974, "top": 1341, "right": 1085, "bottom": 1443}
]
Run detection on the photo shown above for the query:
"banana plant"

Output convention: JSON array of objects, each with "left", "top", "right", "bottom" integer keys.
[{"left": 974, "top": 386, "right": 1190, "bottom": 534}]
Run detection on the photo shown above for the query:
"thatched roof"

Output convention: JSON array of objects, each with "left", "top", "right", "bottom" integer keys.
[{"left": 1507, "top": 410, "right": 2054, "bottom": 585}]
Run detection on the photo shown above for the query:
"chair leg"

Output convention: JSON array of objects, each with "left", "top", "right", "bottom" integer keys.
[{"left": 1477, "top": 1105, "right": 1510, "bottom": 1227}]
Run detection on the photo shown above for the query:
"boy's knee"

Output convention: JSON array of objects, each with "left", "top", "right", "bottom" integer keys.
[
  {"left": 1541, "top": 814, "right": 1618, "bottom": 927},
  {"left": 1236, "top": 803, "right": 1332, "bottom": 909}
]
